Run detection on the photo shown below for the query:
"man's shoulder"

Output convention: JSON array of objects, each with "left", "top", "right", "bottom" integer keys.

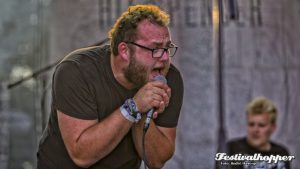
[
  {"left": 60, "top": 45, "right": 110, "bottom": 64},
  {"left": 270, "top": 141, "right": 290, "bottom": 155},
  {"left": 169, "top": 63, "right": 182, "bottom": 75},
  {"left": 166, "top": 64, "right": 183, "bottom": 91},
  {"left": 167, "top": 64, "right": 182, "bottom": 81},
  {"left": 227, "top": 137, "right": 246, "bottom": 146},
  {"left": 226, "top": 137, "right": 249, "bottom": 154},
  {"left": 54, "top": 45, "right": 111, "bottom": 80}
]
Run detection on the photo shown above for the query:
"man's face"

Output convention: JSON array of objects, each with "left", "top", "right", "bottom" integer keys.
[
  {"left": 246, "top": 113, "right": 276, "bottom": 150},
  {"left": 124, "top": 20, "right": 171, "bottom": 88}
]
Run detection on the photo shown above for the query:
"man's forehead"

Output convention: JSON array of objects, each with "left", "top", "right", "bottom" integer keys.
[
  {"left": 136, "top": 20, "right": 170, "bottom": 42},
  {"left": 247, "top": 113, "right": 272, "bottom": 121}
]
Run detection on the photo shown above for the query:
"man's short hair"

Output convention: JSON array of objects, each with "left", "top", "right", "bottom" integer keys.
[
  {"left": 246, "top": 96, "right": 278, "bottom": 124},
  {"left": 108, "top": 4, "right": 170, "bottom": 56}
]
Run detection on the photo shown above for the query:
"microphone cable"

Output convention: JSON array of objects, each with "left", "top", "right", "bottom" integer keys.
[
  {"left": 142, "top": 110, "right": 154, "bottom": 169},
  {"left": 141, "top": 75, "right": 167, "bottom": 169},
  {"left": 142, "top": 111, "right": 153, "bottom": 169}
]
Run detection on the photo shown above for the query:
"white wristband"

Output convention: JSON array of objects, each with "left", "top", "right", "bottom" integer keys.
[{"left": 120, "top": 106, "right": 136, "bottom": 123}]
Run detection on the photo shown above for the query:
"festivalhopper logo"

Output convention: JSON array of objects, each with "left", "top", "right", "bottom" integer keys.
[
  {"left": 215, "top": 153, "right": 295, "bottom": 169},
  {"left": 215, "top": 153, "right": 295, "bottom": 164}
]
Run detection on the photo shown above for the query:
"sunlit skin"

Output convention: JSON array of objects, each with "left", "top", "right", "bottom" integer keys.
[
  {"left": 124, "top": 20, "right": 172, "bottom": 88},
  {"left": 111, "top": 20, "right": 173, "bottom": 116},
  {"left": 124, "top": 20, "right": 176, "bottom": 168},
  {"left": 56, "top": 8, "right": 177, "bottom": 168},
  {"left": 58, "top": 21, "right": 175, "bottom": 168},
  {"left": 246, "top": 113, "right": 276, "bottom": 151},
  {"left": 111, "top": 20, "right": 171, "bottom": 89}
]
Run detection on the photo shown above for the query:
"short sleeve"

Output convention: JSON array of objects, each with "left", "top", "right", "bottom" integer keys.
[
  {"left": 53, "top": 61, "right": 98, "bottom": 120},
  {"left": 154, "top": 66, "right": 184, "bottom": 127}
]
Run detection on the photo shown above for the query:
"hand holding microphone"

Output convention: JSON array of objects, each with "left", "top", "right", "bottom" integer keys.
[
  {"left": 144, "top": 75, "right": 167, "bottom": 131},
  {"left": 132, "top": 75, "right": 170, "bottom": 130}
]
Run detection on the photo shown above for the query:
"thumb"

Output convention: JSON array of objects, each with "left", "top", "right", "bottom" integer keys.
[{"left": 152, "top": 112, "right": 158, "bottom": 119}]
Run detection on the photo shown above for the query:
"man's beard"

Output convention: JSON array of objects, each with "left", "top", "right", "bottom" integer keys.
[
  {"left": 124, "top": 52, "right": 171, "bottom": 89},
  {"left": 124, "top": 54, "right": 149, "bottom": 89}
]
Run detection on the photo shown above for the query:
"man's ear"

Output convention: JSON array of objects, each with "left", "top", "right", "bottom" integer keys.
[{"left": 118, "top": 42, "right": 130, "bottom": 61}]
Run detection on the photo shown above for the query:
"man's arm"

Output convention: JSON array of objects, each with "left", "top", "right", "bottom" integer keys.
[
  {"left": 58, "top": 108, "right": 133, "bottom": 168},
  {"left": 130, "top": 80, "right": 176, "bottom": 169},
  {"left": 132, "top": 118, "right": 176, "bottom": 169}
]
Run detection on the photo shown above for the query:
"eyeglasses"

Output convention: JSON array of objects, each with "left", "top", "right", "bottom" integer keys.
[{"left": 125, "top": 41, "right": 178, "bottom": 58}]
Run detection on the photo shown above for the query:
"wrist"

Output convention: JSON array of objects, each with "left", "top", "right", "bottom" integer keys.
[{"left": 120, "top": 98, "right": 142, "bottom": 123}]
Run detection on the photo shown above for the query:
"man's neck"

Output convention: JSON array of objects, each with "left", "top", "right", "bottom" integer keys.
[
  {"left": 258, "top": 142, "right": 271, "bottom": 151},
  {"left": 246, "top": 138, "right": 271, "bottom": 152},
  {"left": 110, "top": 54, "right": 135, "bottom": 90}
]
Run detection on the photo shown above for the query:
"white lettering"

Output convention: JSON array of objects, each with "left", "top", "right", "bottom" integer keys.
[
  {"left": 215, "top": 153, "right": 227, "bottom": 161},
  {"left": 214, "top": 153, "right": 295, "bottom": 164}
]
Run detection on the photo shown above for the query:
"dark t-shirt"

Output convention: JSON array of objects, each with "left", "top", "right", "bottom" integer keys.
[
  {"left": 226, "top": 137, "right": 291, "bottom": 169},
  {"left": 37, "top": 45, "right": 184, "bottom": 169}
]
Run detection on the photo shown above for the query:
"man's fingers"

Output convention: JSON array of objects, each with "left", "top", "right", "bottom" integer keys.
[
  {"left": 151, "top": 81, "right": 169, "bottom": 91},
  {"left": 167, "top": 88, "right": 171, "bottom": 98},
  {"left": 163, "top": 93, "right": 169, "bottom": 107},
  {"left": 152, "top": 87, "right": 166, "bottom": 96},
  {"left": 133, "top": 81, "right": 171, "bottom": 113},
  {"left": 151, "top": 100, "right": 161, "bottom": 109},
  {"left": 152, "top": 112, "right": 158, "bottom": 119}
]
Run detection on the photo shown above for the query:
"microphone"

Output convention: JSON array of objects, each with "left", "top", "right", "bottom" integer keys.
[{"left": 143, "top": 75, "right": 167, "bottom": 131}]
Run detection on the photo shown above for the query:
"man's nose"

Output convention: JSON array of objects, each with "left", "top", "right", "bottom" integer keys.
[
  {"left": 253, "top": 125, "right": 260, "bottom": 133},
  {"left": 159, "top": 50, "right": 170, "bottom": 62}
]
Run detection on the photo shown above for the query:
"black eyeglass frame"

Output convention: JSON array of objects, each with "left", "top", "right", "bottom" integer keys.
[{"left": 125, "top": 41, "right": 178, "bottom": 58}]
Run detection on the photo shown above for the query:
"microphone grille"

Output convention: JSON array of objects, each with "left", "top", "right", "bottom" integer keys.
[{"left": 154, "top": 75, "right": 167, "bottom": 84}]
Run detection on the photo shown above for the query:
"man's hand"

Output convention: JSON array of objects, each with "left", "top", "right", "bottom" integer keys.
[
  {"left": 131, "top": 81, "right": 176, "bottom": 168},
  {"left": 133, "top": 81, "right": 171, "bottom": 117}
]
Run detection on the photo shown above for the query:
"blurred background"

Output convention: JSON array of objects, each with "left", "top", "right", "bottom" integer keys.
[{"left": 0, "top": 0, "right": 299, "bottom": 169}]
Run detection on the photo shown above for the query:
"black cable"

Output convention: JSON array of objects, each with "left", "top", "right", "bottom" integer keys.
[{"left": 142, "top": 108, "right": 155, "bottom": 168}]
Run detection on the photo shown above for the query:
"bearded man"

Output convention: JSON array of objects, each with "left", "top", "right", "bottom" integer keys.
[{"left": 37, "top": 4, "right": 183, "bottom": 169}]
